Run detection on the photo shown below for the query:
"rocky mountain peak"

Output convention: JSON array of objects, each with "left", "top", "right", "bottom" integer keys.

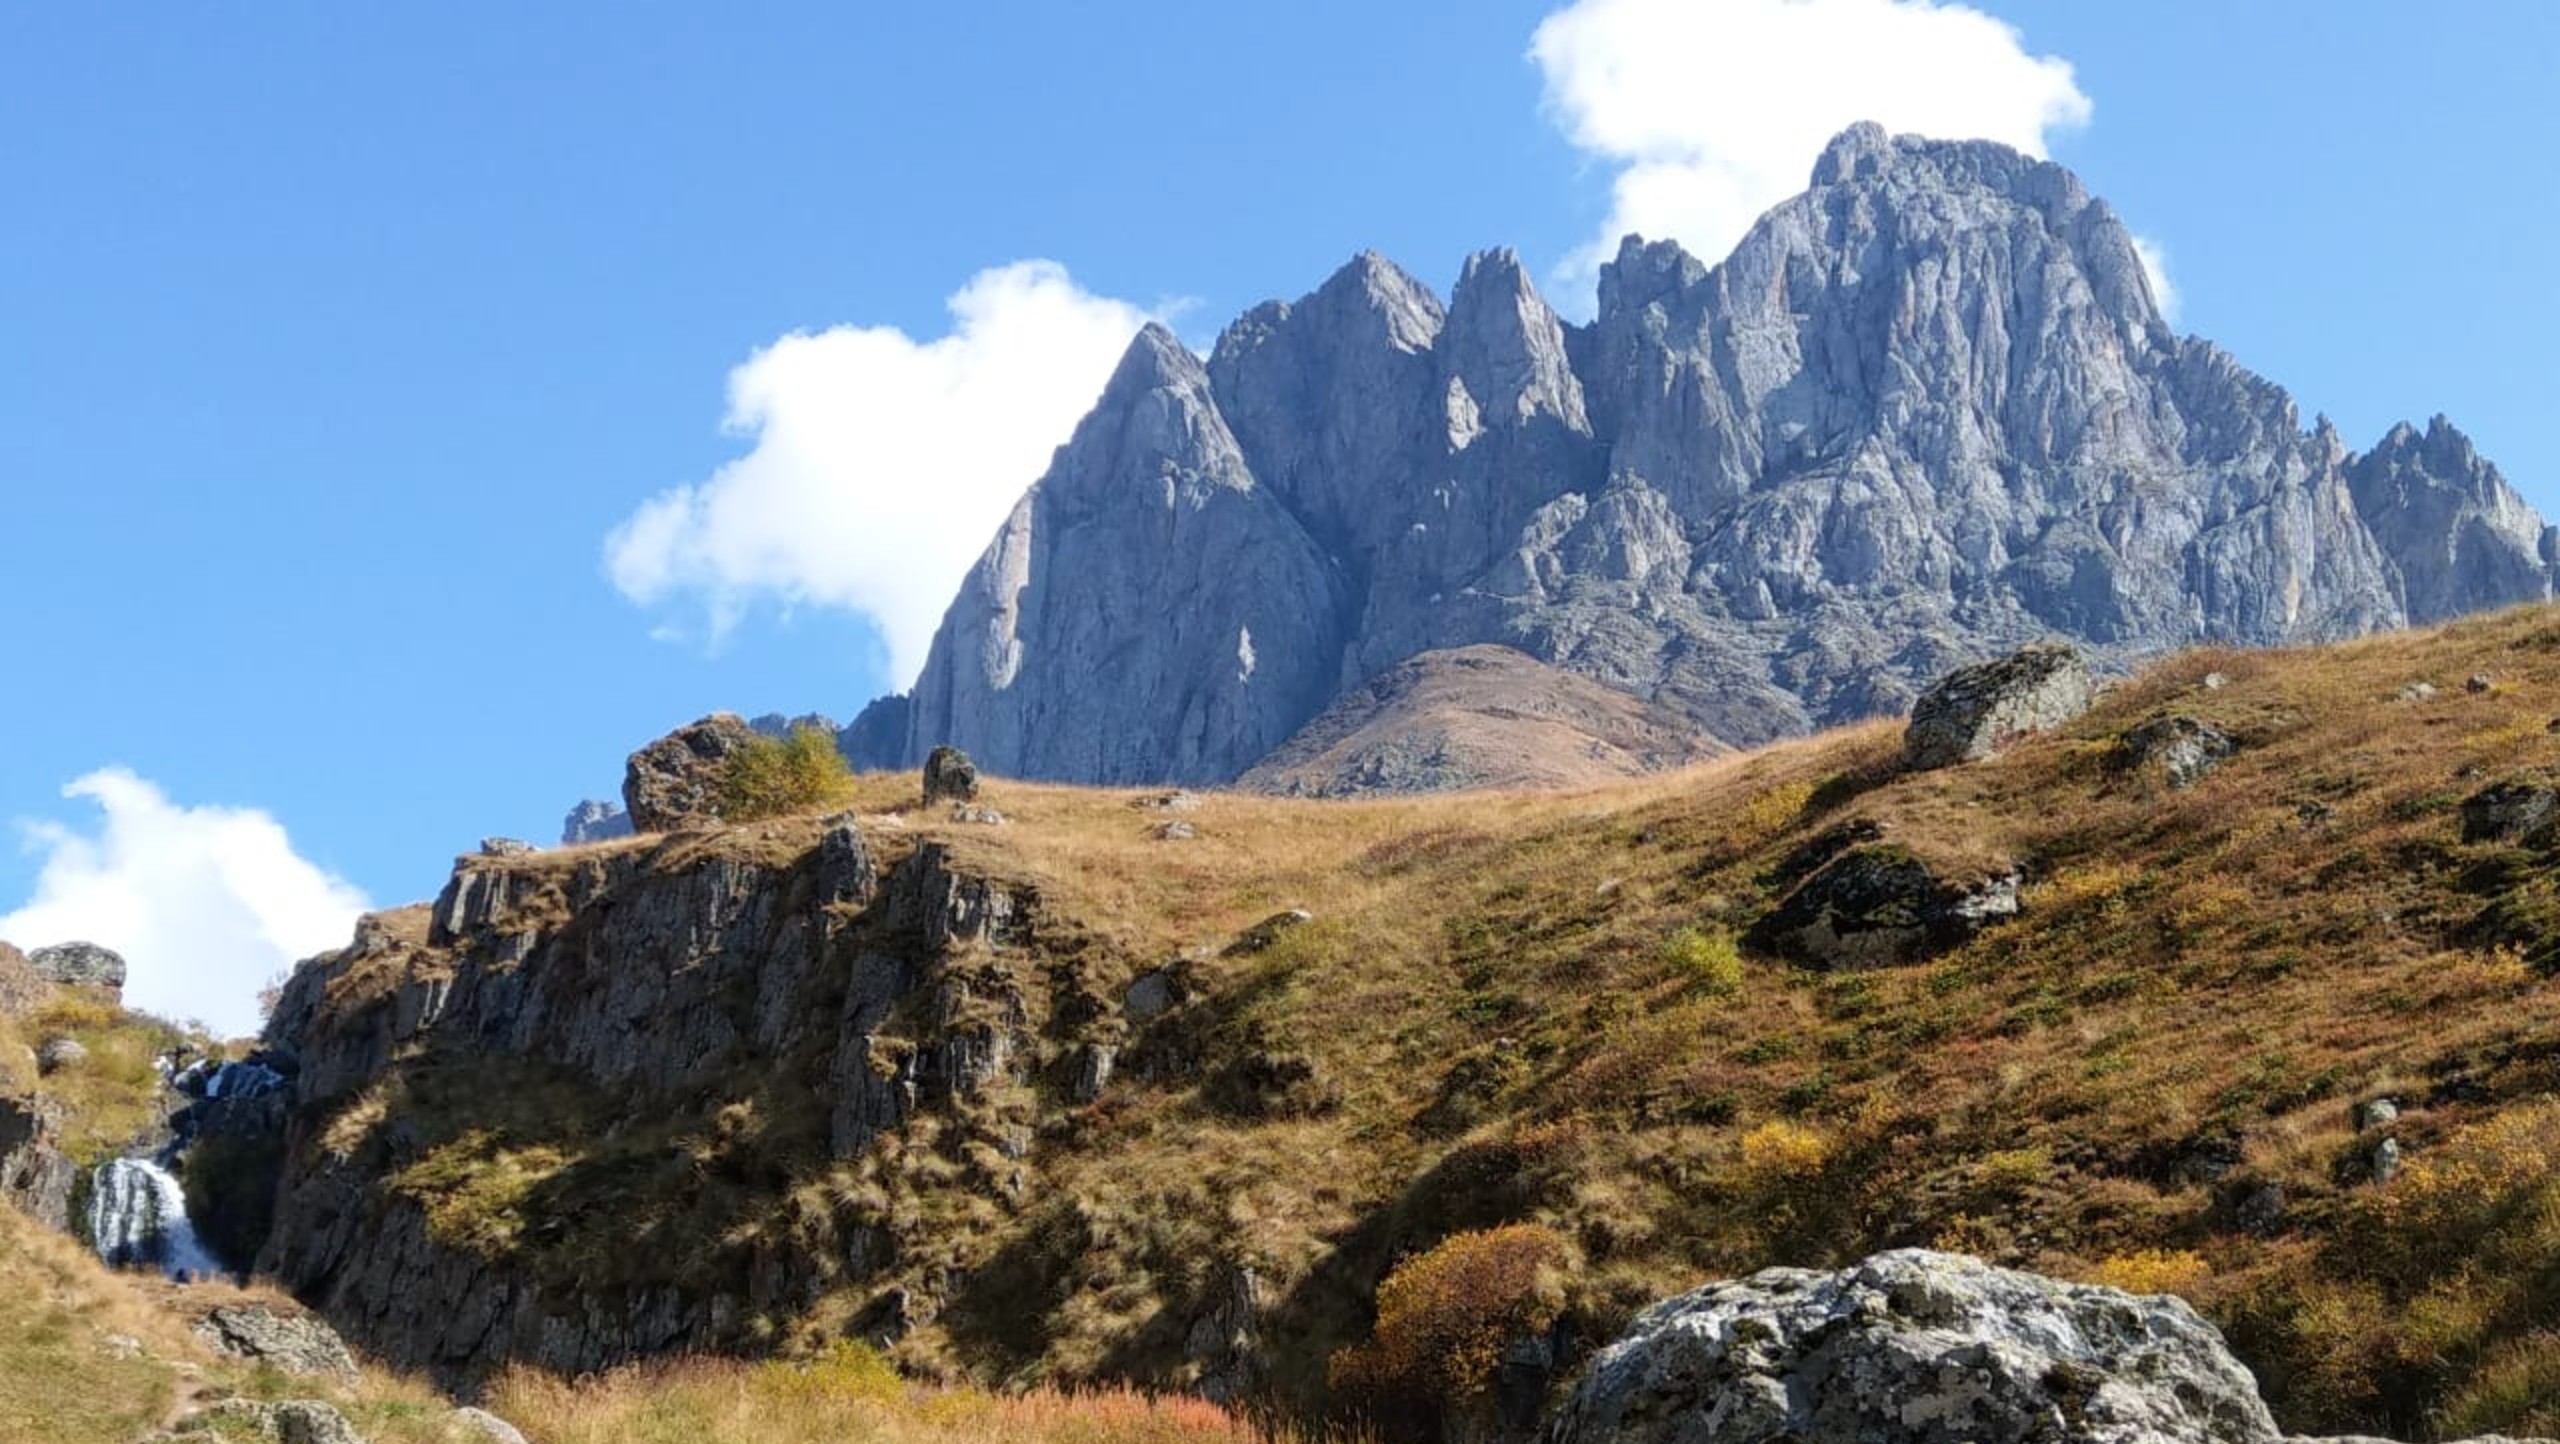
[
  {"left": 882, "top": 129, "right": 2552, "bottom": 786},
  {"left": 1443, "top": 247, "right": 1588, "bottom": 437}
]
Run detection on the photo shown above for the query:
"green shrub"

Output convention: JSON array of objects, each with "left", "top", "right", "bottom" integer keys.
[
  {"left": 720, "top": 726, "right": 856, "bottom": 822},
  {"left": 1661, "top": 927, "right": 1744, "bottom": 995}
]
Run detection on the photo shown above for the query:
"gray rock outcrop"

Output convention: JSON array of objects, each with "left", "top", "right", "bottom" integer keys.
[
  {"left": 923, "top": 745, "right": 980, "bottom": 805},
  {"left": 622, "top": 713, "right": 756, "bottom": 832},
  {"left": 561, "top": 799, "right": 633, "bottom": 846},
  {"left": 0, "top": 1093, "right": 75, "bottom": 1230},
  {"left": 2123, "top": 715, "right": 2239, "bottom": 789},
  {"left": 29, "top": 940, "right": 127, "bottom": 992},
  {"left": 193, "top": 1305, "right": 360, "bottom": 1378},
  {"left": 2461, "top": 781, "right": 2560, "bottom": 844},
  {"left": 1747, "top": 847, "right": 2020, "bottom": 969},
  {"left": 867, "top": 126, "right": 2551, "bottom": 788},
  {"left": 1544, "top": 1249, "right": 2278, "bottom": 1444},
  {"left": 1904, "top": 645, "right": 2096, "bottom": 770}
]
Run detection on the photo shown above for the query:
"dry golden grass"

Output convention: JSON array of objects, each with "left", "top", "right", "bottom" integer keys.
[
  {"left": 273, "top": 602, "right": 2560, "bottom": 1436},
  {"left": 487, "top": 1350, "right": 1352, "bottom": 1444}
]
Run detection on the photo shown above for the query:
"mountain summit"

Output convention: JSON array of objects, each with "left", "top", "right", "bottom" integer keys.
[{"left": 859, "top": 124, "right": 2554, "bottom": 784}]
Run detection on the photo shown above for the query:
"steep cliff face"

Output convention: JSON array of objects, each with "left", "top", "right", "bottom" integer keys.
[
  {"left": 883, "top": 124, "right": 2553, "bottom": 779},
  {"left": 255, "top": 818, "right": 1092, "bottom": 1383}
]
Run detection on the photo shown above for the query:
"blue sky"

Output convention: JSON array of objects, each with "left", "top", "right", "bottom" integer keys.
[{"left": 3, "top": 1, "right": 2552, "bottom": 1031}]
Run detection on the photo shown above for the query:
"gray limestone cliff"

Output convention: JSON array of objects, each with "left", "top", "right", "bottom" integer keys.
[{"left": 876, "top": 124, "right": 2551, "bottom": 782}]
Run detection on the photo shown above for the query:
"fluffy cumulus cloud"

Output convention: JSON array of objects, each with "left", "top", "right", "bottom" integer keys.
[
  {"left": 1, "top": 769, "right": 369, "bottom": 1037},
  {"left": 605, "top": 261, "right": 1154, "bottom": 685},
  {"left": 2131, "top": 233, "right": 2181, "bottom": 323},
  {"left": 1531, "top": 0, "right": 2103, "bottom": 295}
]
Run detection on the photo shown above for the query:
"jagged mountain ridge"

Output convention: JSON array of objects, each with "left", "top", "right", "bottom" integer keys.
[{"left": 856, "top": 122, "right": 2556, "bottom": 785}]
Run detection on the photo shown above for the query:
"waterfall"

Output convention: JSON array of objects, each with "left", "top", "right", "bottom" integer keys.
[
  {"left": 202, "top": 1061, "right": 284, "bottom": 1100},
  {"left": 89, "top": 1156, "right": 223, "bottom": 1281}
]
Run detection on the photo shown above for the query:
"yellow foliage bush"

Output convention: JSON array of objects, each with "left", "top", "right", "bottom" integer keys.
[
  {"left": 1661, "top": 927, "right": 1744, "bottom": 995},
  {"left": 751, "top": 1339, "right": 904, "bottom": 1407},
  {"left": 721, "top": 725, "right": 858, "bottom": 822},
  {"left": 1329, "top": 1224, "right": 1570, "bottom": 1417},
  {"left": 1738, "top": 779, "right": 1817, "bottom": 838},
  {"left": 1738, "top": 1120, "right": 1835, "bottom": 1182},
  {"left": 2085, "top": 1249, "right": 2211, "bottom": 1299}
]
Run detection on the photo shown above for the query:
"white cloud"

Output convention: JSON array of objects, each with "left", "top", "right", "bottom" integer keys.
[
  {"left": 605, "top": 261, "right": 1155, "bottom": 686},
  {"left": 2132, "top": 232, "right": 2181, "bottom": 323},
  {"left": 2, "top": 769, "right": 369, "bottom": 1038},
  {"left": 1532, "top": 0, "right": 2095, "bottom": 297}
]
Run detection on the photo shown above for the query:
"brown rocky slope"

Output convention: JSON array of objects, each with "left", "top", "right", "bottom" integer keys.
[
  {"left": 1237, "top": 644, "right": 1721, "bottom": 797},
  {"left": 238, "top": 603, "right": 2560, "bottom": 1439}
]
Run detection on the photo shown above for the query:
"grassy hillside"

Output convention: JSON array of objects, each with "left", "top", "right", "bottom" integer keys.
[
  {"left": 301, "top": 604, "right": 2560, "bottom": 1439},
  {"left": 0, "top": 1193, "right": 1326, "bottom": 1444}
]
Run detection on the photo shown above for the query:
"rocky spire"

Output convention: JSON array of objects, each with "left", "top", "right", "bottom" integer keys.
[
  {"left": 2347, "top": 414, "right": 2559, "bottom": 622},
  {"left": 901, "top": 322, "right": 1348, "bottom": 784}
]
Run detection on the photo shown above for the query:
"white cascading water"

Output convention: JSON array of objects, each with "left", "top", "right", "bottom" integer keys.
[
  {"left": 201, "top": 1061, "right": 283, "bottom": 1100},
  {"left": 89, "top": 1155, "right": 223, "bottom": 1280}
]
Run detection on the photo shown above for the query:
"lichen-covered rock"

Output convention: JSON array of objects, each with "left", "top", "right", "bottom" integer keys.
[
  {"left": 923, "top": 745, "right": 981, "bottom": 805},
  {"left": 622, "top": 713, "right": 757, "bottom": 832},
  {"left": 1543, "top": 1250, "right": 2279, "bottom": 1444},
  {"left": 35, "top": 1037, "right": 86, "bottom": 1074},
  {"left": 2461, "top": 780, "right": 2560, "bottom": 844},
  {"left": 1904, "top": 644, "right": 2096, "bottom": 770},
  {"left": 1747, "top": 848, "right": 2020, "bottom": 970},
  {"left": 29, "top": 940, "right": 127, "bottom": 992},
  {"left": 2124, "top": 715, "right": 2238, "bottom": 789},
  {"left": 477, "top": 837, "right": 536, "bottom": 858},
  {"left": 193, "top": 1305, "right": 359, "bottom": 1378}
]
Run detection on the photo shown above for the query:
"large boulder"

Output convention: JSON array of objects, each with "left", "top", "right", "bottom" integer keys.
[
  {"left": 1904, "top": 644, "right": 2097, "bottom": 771},
  {"left": 923, "top": 745, "right": 981, "bottom": 806},
  {"left": 622, "top": 713, "right": 758, "bottom": 832},
  {"left": 28, "top": 940, "right": 126, "bottom": 992},
  {"left": 1544, "top": 1250, "right": 2277, "bottom": 1444},
  {"left": 1746, "top": 847, "right": 2020, "bottom": 970},
  {"left": 193, "top": 1304, "right": 360, "bottom": 1378}
]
